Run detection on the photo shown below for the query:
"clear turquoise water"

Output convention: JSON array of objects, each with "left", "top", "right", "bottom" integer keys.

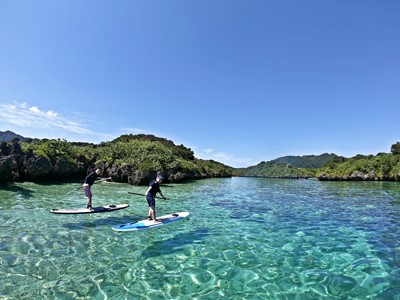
[{"left": 1, "top": 177, "right": 400, "bottom": 299}]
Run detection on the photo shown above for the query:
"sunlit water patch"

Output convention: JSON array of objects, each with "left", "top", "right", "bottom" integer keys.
[{"left": 1, "top": 178, "right": 400, "bottom": 299}]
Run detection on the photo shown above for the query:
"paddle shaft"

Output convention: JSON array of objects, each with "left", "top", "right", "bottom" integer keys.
[
  {"left": 128, "top": 192, "right": 165, "bottom": 199},
  {"left": 67, "top": 178, "right": 111, "bottom": 194}
]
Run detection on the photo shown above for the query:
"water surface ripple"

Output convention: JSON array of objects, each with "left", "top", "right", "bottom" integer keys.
[{"left": 1, "top": 178, "right": 400, "bottom": 299}]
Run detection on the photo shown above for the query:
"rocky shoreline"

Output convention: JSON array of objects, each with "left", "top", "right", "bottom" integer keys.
[
  {"left": 318, "top": 171, "right": 400, "bottom": 181},
  {"left": 0, "top": 141, "right": 231, "bottom": 185},
  {"left": 2, "top": 134, "right": 400, "bottom": 184}
]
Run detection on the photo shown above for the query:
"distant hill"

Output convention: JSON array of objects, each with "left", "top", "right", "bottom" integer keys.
[
  {"left": 232, "top": 153, "right": 339, "bottom": 178},
  {"left": 232, "top": 161, "right": 314, "bottom": 178},
  {"left": 0, "top": 130, "right": 31, "bottom": 142},
  {"left": 270, "top": 153, "right": 339, "bottom": 169}
]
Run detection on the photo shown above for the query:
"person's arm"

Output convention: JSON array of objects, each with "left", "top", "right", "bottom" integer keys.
[
  {"left": 95, "top": 176, "right": 111, "bottom": 182},
  {"left": 145, "top": 186, "right": 152, "bottom": 197},
  {"left": 159, "top": 190, "right": 167, "bottom": 200}
]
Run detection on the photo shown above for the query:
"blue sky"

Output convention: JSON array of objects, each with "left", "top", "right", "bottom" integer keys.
[{"left": 0, "top": 1, "right": 399, "bottom": 167}]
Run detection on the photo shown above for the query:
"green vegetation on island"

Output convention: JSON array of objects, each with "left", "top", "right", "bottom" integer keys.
[
  {"left": 233, "top": 161, "right": 317, "bottom": 178},
  {"left": 1, "top": 130, "right": 400, "bottom": 183},
  {"left": 0, "top": 134, "right": 232, "bottom": 184},
  {"left": 270, "top": 153, "right": 339, "bottom": 169},
  {"left": 317, "top": 148, "right": 400, "bottom": 181},
  {"left": 233, "top": 153, "right": 338, "bottom": 178},
  {"left": 236, "top": 143, "right": 400, "bottom": 181}
]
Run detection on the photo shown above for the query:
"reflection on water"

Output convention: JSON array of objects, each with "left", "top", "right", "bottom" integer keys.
[{"left": 1, "top": 178, "right": 400, "bottom": 299}]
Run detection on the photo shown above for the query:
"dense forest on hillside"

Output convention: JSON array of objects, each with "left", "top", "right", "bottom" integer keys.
[
  {"left": 236, "top": 142, "right": 400, "bottom": 181},
  {"left": 0, "top": 134, "right": 232, "bottom": 184},
  {"left": 233, "top": 161, "right": 317, "bottom": 178},
  {"left": 2, "top": 130, "right": 400, "bottom": 183},
  {"left": 270, "top": 153, "right": 338, "bottom": 168},
  {"left": 232, "top": 153, "right": 337, "bottom": 178},
  {"left": 317, "top": 150, "right": 400, "bottom": 181}
]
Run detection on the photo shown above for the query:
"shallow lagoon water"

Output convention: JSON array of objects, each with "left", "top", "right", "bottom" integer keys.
[{"left": 1, "top": 177, "right": 400, "bottom": 299}]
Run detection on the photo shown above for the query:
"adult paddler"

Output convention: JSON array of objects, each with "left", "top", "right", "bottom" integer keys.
[
  {"left": 83, "top": 168, "right": 111, "bottom": 209},
  {"left": 145, "top": 175, "right": 168, "bottom": 222}
]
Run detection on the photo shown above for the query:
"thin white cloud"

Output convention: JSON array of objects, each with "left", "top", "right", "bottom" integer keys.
[
  {"left": 195, "top": 147, "right": 255, "bottom": 168},
  {"left": 202, "top": 148, "right": 214, "bottom": 154},
  {"left": 29, "top": 106, "right": 58, "bottom": 117},
  {"left": 29, "top": 106, "right": 40, "bottom": 114},
  {"left": 120, "top": 127, "right": 155, "bottom": 135},
  {"left": 0, "top": 101, "right": 111, "bottom": 141},
  {"left": 0, "top": 101, "right": 92, "bottom": 134},
  {"left": 0, "top": 101, "right": 255, "bottom": 166}
]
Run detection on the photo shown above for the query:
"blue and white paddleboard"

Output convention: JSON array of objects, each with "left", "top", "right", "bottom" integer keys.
[
  {"left": 112, "top": 211, "right": 190, "bottom": 232},
  {"left": 50, "top": 204, "right": 129, "bottom": 214}
]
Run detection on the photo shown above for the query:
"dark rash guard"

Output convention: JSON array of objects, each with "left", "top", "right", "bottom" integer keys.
[
  {"left": 84, "top": 171, "right": 98, "bottom": 186},
  {"left": 148, "top": 180, "right": 161, "bottom": 197}
]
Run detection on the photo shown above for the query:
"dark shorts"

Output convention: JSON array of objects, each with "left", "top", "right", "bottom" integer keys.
[{"left": 146, "top": 196, "right": 156, "bottom": 207}]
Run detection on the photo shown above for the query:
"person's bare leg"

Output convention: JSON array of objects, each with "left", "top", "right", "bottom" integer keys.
[
  {"left": 150, "top": 205, "right": 160, "bottom": 222},
  {"left": 86, "top": 197, "right": 92, "bottom": 209}
]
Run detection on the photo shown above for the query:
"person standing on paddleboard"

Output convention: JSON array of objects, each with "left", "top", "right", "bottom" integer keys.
[
  {"left": 145, "top": 175, "right": 167, "bottom": 222},
  {"left": 83, "top": 168, "right": 111, "bottom": 209}
]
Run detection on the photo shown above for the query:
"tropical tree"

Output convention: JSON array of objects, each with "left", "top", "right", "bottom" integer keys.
[{"left": 391, "top": 142, "right": 400, "bottom": 155}]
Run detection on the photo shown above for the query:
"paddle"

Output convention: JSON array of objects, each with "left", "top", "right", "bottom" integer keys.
[
  {"left": 128, "top": 192, "right": 166, "bottom": 199},
  {"left": 159, "top": 184, "right": 174, "bottom": 188},
  {"left": 66, "top": 177, "right": 111, "bottom": 194}
]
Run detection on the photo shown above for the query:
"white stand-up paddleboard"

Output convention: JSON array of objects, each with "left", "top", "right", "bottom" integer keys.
[
  {"left": 112, "top": 211, "right": 190, "bottom": 232},
  {"left": 50, "top": 204, "right": 129, "bottom": 214}
]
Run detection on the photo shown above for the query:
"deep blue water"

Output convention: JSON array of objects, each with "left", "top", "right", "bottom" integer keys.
[{"left": 1, "top": 177, "right": 400, "bottom": 299}]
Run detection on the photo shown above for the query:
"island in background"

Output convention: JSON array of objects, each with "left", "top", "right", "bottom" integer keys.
[{"left": 1, "top": 130, "right": 400, "bottom": 184}]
